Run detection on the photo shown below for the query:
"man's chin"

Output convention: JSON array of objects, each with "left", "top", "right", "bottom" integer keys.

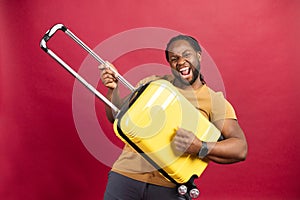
[
  {"left": 182, "top": 78, "right": 193, "bottom": 86},
  {"left": 172, "top": 71, "right": 197, "bottom": 86},
  {"left": 176, "top": 75, "right": 193, "bottom": 86}
]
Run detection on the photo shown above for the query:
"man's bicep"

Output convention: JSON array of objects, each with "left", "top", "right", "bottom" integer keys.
[{"left": 214, "top": 119, "right": 245, "bottom": 140}]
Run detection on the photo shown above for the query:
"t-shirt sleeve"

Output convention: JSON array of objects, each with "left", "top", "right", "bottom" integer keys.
[
  {"left": 135, "top": 75, "right": 161, "bottom": 87},
  {"left": 224, "top": 100, "right": 237, "bottom": 120},
  {"left": 135, "top": 75, "right": 174, "bottom": 88},
  {"left": 211, "top": 91, "right": 237, "bottom": 122}
]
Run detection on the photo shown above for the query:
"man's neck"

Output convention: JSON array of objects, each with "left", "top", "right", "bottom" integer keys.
[{"left": 174, "top": 78, "right": 203, "bottom": 90}]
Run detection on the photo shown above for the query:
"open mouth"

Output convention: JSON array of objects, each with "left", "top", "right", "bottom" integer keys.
[{"left": 179, "top": 67, "right": 191, "bottom": 77}]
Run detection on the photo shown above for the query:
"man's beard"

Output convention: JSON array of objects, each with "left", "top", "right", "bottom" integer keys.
[{"left": 172, "top": 63, "right": 200, "bottom": 86}]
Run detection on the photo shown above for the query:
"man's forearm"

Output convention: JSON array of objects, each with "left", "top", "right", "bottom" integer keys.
[
  {"left": 105, "top": 86, "right": 123, "bottom": 123},
  {"left": 206, "top": 138, "right": 247, "bottom": 164}
]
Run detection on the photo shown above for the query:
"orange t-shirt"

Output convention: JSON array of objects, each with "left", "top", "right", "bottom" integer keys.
[{"left": 112, "top": 75, "right": 237, "bottom": 187}]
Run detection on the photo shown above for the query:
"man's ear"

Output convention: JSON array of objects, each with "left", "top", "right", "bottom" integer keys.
[{"left": 197, "top": 52, "right": 202, "bottom": 61}]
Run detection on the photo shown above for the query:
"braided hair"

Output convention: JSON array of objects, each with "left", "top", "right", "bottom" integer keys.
[{"left": 165, "top": 35, "right": 206, "bottom": 84}]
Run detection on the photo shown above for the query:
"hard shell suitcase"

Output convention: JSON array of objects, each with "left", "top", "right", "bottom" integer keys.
[
  {"left": 113, "top": 79, "right": 221, "bottom": 198},
  {"left": 40, "top": 24, "right": 221, "bottom": 199}
]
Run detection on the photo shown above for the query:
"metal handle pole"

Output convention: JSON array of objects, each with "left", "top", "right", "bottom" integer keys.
[
  {"left": 40, "top": 23, "right": 127, "bottom": 113},
  {"left": 41, "top": 24, "right": 135, "bottom": 91}
]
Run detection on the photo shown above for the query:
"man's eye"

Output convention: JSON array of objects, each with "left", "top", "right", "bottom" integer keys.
[
  {"left": 170, "top": 58, "right": 177, "bottom": 62},
  {"left": 183, "top": 53, "right": 191, "bottom": 58}
]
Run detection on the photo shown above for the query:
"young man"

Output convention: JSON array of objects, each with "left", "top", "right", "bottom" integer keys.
[{"left": 100, "top": 35, "right": 248, "bottom": 199}]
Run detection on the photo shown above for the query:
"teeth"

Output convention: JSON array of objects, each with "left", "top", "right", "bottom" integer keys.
[
  {"left": 179, "top": 67, "right": 190, "bottom": 75},
  {"left": 179, "top": 67, "right": 189, "bottom": 72}
]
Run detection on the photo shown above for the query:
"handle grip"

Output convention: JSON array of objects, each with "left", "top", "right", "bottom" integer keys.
[
  {"left": 41, "top": 23, "right": 135, "bottom": 91},
  {"left": 40, "top": 23, "right": 135, "bottom": 113},
  {"left": 40, "top": 24, "right": 67, "bottom": 52}
]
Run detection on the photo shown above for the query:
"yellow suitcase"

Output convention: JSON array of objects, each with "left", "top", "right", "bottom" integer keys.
[
  {"left": 40, "top": 24, "right": 221, "bottom": 199},
  {"left": 113, "top": 79, "right": 221, "bottom": 198}
]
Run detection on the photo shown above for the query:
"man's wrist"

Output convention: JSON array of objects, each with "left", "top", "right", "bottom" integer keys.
[{"left": 198, "top": 141, "right": 208, "bottom": 159}]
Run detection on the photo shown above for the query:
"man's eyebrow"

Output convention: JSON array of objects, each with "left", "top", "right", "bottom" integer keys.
[
  {"left": 182, "top": 49, "right": 193, "bottom": 53},
  {"left": 169, "top": 49, "right": 192, "bottom": 56}
]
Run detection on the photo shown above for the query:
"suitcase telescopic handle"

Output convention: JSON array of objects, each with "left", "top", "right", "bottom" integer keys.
[{"left": 40, "top": 24, "right": 135, "bottom": 113}]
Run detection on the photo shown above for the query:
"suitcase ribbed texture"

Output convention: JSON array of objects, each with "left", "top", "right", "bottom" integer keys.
[{"left": 114, "top": 79, "right": 220, "bottom": 184}]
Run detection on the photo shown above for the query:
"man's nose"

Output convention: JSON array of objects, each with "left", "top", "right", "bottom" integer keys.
[{"left": 177, "top": 57, "right": 186, "bottom": 66}]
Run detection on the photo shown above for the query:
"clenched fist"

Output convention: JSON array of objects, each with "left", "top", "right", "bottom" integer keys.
[
  {"left": 99, "top": 61, "right": 118, "bottom": 89},
  {"left": 172, "top": 128, "right": 201, "bottom": 156}
]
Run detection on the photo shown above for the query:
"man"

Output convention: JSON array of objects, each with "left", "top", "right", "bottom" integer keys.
[{"left": 100, "top": 35, "right": 248, "bottom": 199}]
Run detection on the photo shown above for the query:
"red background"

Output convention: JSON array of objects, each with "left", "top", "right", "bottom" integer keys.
[{"left": 1, "top": 0, "right": 299, "bottom": 199}]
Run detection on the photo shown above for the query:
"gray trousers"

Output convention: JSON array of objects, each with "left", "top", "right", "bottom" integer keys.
[{"left": 104, "top": 171, "right": 186, "bottom": 200}]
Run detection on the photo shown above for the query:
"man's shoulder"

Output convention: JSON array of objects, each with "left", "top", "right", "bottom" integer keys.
[
  {"left": 205, "top": 86, "right": 225, "bottom": 99},
  {"left": 137, "top": 74, "right": 174, "bottom": 86}
]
